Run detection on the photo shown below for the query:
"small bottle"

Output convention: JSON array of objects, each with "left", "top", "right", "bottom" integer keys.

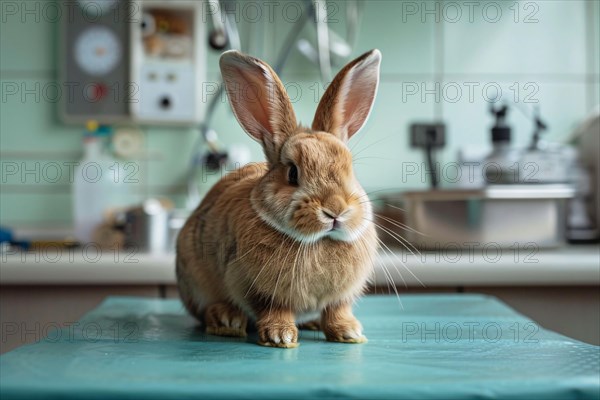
[
  {"left": 73, "top": 122, "right": 135, "bottom": 244},
  {"left": 73, "top": 121, "right": 106, "bottom": 244},
  {"left": 484, "top": 105, "right": 521, "bottom": 184}
]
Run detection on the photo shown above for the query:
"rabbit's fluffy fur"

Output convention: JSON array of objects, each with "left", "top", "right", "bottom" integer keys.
[{"left": 177, "top": 49, "right": 382, "bottom": 348}]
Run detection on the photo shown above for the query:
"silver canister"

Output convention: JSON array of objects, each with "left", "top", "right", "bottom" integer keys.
[{"left": 123, "top": 199, "right": 171, "bottom": 254}]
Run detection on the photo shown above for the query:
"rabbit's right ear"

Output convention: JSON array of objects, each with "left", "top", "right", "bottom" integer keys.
[{"left": 220, "top": 51, "right": 298, "bottom": 163}]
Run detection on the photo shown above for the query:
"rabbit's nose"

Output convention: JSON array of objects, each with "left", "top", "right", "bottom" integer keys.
[
  {"left": 322, "top": 195, "right": 348, "bottom": 217},
  {"left": 321, "top": 209, "right": 341, "bottom": 230},
  {"left": 322, "top": 209, "right": 337, "bottom": 220}
]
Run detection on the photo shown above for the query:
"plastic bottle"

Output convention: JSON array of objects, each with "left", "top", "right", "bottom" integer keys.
[
  {"left": 73, "top": 121, "right": 134, "bottom": 244},
  {"left": 73, "top": 121, "right": 106, "bottom": 243}
]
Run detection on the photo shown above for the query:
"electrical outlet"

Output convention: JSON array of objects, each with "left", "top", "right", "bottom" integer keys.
[{"left": 410, "top": 123, "right": 446, "bottom": 148}]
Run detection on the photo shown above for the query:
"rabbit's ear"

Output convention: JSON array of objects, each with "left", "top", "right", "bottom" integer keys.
[
  {"left": 220, "top": 50, "right": 297, "bottom": 163},
  {"left": 312, "top": 49, "right": 381, "bottom": 142}
]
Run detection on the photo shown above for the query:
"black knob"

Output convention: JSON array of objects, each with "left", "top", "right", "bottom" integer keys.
[
  {"left": 209, "top": 29, "right": 228, "bottom": 50},
  {"left": 159, "top": 96, "right": 171, "bottom": 110}
]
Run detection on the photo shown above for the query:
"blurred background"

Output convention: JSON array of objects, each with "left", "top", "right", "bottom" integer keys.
[{"left": 1, "top": 0, "right": 599, "bottom": 352}]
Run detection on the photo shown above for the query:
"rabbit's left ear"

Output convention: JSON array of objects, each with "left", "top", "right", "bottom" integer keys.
[{"left": 312, "top": 49, "right": 381, "bottom": 142}]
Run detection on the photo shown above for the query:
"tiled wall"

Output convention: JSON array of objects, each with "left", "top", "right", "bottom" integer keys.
[{"left": 1, "top": 0, "right": 598, "bottom": 233}]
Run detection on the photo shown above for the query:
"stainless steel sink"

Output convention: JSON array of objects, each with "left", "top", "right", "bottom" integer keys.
[{"left": 382, "top": 185, "right": 575, "bottom": 250}]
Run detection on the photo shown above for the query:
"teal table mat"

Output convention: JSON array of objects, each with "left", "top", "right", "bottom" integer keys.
[{"left": 1, "top": 294, "right": 599, "bottom": 399}]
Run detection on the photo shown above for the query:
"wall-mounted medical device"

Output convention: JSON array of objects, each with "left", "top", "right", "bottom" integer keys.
[
  {"left": 129, "top": 1, "right": 204, "bottom": 124},
  {"left": 60, "top": 0, "right": 205, "bottom": 126},
  {"left": 60, "top": 0, "right": 130, "bottom": 123}
]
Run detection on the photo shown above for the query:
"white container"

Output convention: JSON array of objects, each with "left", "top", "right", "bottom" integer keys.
[
  {"left": 73, "top": 136, "right": 135, "bottom": 244},
  {"left": 73, "top": 137, "right": 105, "bottom": 243}
]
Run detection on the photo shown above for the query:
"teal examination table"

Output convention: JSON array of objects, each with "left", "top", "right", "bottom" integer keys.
[{"left": 1, "top": 294, "right": 599, "bottom": 399}]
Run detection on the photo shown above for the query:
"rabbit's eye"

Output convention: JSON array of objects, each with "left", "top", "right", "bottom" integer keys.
[{"left": 288, "top": 164, "right": 299, "bottom": 186}]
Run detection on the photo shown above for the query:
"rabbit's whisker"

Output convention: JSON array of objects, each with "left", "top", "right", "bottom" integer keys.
[
  {"left": 369, "top": 217, "right": 422, "bottom": 261},
  {"left": 352, "top": 188, "right": 392, "bottom": 201},
  {"left": 352, "top": 156, "right": 396, "bottom": 163},
  {"left": 384, "top": 203, "right": 407, "bottom": 212},
  {"left": 370, "top": 218, "right": 422, "bottom": 258},
  {"left": 370, "top": 237, "right": 403, "bottom": 309},
  {"left": 374, "top": 212, "right": 427, "bottom": 238},
  {"left": 375, "top": 234, "right": 426, "bottom": 288},
  {"left": 351, "top": 133, "right": 397, "bottom": 158},
  {"left": 375, "top": 236, "right": 408, "bottom": 288}
]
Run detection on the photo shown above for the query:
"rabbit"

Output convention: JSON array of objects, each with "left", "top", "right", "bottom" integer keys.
[{"left": 176, "top": 49, "right": 382, "bottom": 348}]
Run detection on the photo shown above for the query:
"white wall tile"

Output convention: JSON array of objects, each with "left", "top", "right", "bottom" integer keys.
[
  {"left": 0, "top": 193, "right": 72, "bottom": 225},
  {"left": 0, "top": 0, "right": 57, "bottom": 72},
  {"left": 589, "top": 0, "right": 600, "bottom": 78},
  {"left": 0, "top": 78, "right": 80, "bottom": 151},
  {"left": 353, "top": 79, "right": 437, "bottom": 191},
  {"left": 443, "top": 0, "right": 587, "bottom": 75}
]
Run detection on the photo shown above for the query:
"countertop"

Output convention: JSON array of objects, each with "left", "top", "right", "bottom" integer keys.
[{"left": 1, "top": 245, "right": 598, "bottom": 286}]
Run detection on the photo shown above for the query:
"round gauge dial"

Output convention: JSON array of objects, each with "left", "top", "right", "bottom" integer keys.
[{"left": 74, "top": 26, "right": 122, "bottom": 76}]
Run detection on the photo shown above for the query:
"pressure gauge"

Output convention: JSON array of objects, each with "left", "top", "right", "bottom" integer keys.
[{"left": 74, "top": 26, "right": 122, "bottom": 76}]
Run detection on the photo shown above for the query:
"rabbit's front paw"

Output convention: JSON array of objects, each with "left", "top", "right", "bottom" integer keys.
[
  {"left": 322, "top": 303, "right": 367, "bottom": 344},
  {"left": 258, "top": 321, "right": 298, "bottom": 348},
  {"left": 253, "top": 308, "right": 298, "bottom": 350},
  {"left": 324, "top": 316, "right": 367, "bottom": 343},
  {"left": 204, "top": 302, "right": 248, "bottom": 337}
]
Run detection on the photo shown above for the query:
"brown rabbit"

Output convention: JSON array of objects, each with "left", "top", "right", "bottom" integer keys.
[{"left": 176, "top": 49, "right": 381, "bottom": 348}]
